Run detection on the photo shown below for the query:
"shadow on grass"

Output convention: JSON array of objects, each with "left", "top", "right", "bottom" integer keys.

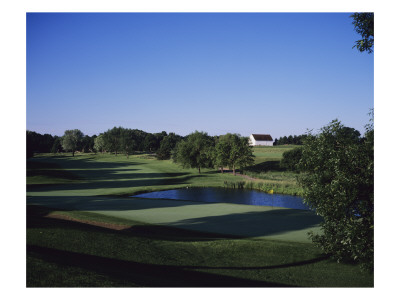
[
  {"left": 26, "top": 206, "right": 306, "bottom": 287},
  {"left": 164, "top": 208, "right": 322, "bottom": 239},
  {"left": 26, "top": 205, "right": 234, "bottom": 242},
  {"left": 26, "top": 173, "right": 194, "bottom": 192},
  {"left": 244, "top": 160, "right": 285, "bottom": 173},
  {"left": 27, "top": 245, "right": 295, "bottom": 287},
  {"left": 27, "top": 156, "right": 196, "bottom": 192}
]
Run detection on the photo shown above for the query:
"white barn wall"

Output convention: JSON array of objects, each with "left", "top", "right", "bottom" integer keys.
[{"left": 249, "top": 134, "right": 274, "bottom": 146}]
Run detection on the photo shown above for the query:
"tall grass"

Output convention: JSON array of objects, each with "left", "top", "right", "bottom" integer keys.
[{"left": 223, "top": 179, "right": 303, "bottom": 196}]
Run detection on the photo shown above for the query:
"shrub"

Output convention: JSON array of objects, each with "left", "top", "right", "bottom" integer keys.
[{"left": 280, "top": 147, "right": 302, "bottom": 171}]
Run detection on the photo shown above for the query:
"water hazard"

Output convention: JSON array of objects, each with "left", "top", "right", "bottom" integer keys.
[{"left": 132, "top": 187, "right": 309, "bottom": 210}]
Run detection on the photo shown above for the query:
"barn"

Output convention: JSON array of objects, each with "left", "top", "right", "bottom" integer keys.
[{"left": 249, "top": 134, "right": 274, "bottom": 146}]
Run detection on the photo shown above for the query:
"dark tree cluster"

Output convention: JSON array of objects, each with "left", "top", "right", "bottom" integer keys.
[
  {"left": 27, "top": 131, "right": 57, "bottom": 158},
  {"left": 172, "top": 131, "right": 254, "bottom": 174},
  {"left": 98, "top": 127, "right": 178, "bottom": 158},
  {"left": 156, "top": 132, "right": 183, "bottom": 160},
  {"left": 273, "top": 134, "right": 307, "bottom": 146},
  {"left": 280, "top": 147, "right": 303, "bottom": 172}
]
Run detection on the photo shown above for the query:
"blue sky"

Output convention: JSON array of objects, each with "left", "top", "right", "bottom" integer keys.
[{"left": 26, "top": 13, "right": 374, "bottom": 138}]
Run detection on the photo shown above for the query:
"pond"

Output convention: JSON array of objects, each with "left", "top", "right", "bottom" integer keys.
[{"left": 132, "top": 187, "right": 309, "bottom": 210}]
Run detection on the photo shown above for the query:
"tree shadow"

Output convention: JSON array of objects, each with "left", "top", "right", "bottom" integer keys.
[
  {"left": 245, "top": 160, "right": 285, "bottom": 172},
  {"left": 27, "top": 174, "right": 194, "bottom": 193},
  {"left": 27, "top": 195, "right": 322, "bottom": 241},
  {"left": 27, "top": 245, "right": 295, "bottom": 287},
  {"left": 26, "top": 205, "right": 240, "bottom": 242},
  {"left": 28, "top": 156, "right": 145, "bottom": 180},
  {"left": 165, "top": 208, "right": 322, "bottom": 239},
  {"left": 27, "top": 196, "right": 211, "bottom": 214},
  {"left": 27, "top": 156, "right": 193, "bottom": 193}
]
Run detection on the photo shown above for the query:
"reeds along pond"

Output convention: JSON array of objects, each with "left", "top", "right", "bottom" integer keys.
[{"left": 223, "top": 180, "right": 303, "bottom": 196}]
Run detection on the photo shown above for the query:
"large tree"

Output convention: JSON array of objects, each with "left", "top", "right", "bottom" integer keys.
[
  {"left": 172, "top": 131, "right": 214, "bottom": 173},
  {"left": 61, "top": 129, "right": 84, "bottom": 157},
  {"left": 297, "top": 119, "right": 374, "bottom": 271},
  {"left": 81, "top": 135, "right": 96, "bottom": 153},
  {"left": 94, "top": 134, "right": 106, "bottom": 153},
  {"left": 156, "top": 132, "right": 183, "bottom": 160},
  {"left": 215, "top": 133, "right": 254, "bottom": 175},
  {"left": 103, "top": 127, "right": 123, "bottom": 156},
  {"left": 120, "top": 129, "right": 136, "bottom": 158},
  {"left": 143, "top": 134, "right": 158, "bottom": 152},
  {"left": 351, "top": 13, "right": 374, "bottom": 54}
]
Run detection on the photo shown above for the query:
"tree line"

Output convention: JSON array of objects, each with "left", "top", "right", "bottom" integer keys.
[
  {"left": 273, "top": 134, "right": 307, "bottom": 146},
  {"left": 172, "top": 131, "right": 254, "bottom": 174},
  {"left": 26, "top": 127, "right": 182, "bottom": 159},
  {"left": 26, "top": 128, "right": 255, "bottom": 174}
]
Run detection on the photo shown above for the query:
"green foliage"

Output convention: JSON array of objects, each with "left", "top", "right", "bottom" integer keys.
[
  {"left": 280, "top": 147, "right": 303, "bottom": 171},
  {"left": 94, "top": 134, "right": 106, "bottom": 153},
  {"left": 143, "top": 134, "right": 158, "bottom": 152},
  {"left": 156, "top": 133, "right": 183, "bottom": 160},
  {"left": 274, "top": 134, "right": 307, "bottom": 146},
  {"left": 351, "top": 13, "right": 374, "bottom": 53},
  {"left": 27, "top": 130, "right": 56, "bottom": 157},
  {"left": 61, "top": 129, "right": 84, "bottom": 157},
  {"left": 81, "top": 135, "right": 96, "bottom": 153},
  {"left": 120, "top": 130, "right": 136, "bottom": 158},
  {"left": 172, "top": 131, "right": 214, "bottom": 173},
  {"left": 215, "top": 133, "right": 255, "bottom": 175},
  {"left": 51, "top": 137, "right": 62, "bottom": 154},
  {"left": 297, "top": 119, "right": 374, "bottom": 271},
  {"left": 103, "top": 127, "right": 124, "bottom": 155}
]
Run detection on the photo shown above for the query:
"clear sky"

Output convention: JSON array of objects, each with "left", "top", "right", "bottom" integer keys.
[{"left": 26, "top": 12, "right": 374, "bottom": 138}]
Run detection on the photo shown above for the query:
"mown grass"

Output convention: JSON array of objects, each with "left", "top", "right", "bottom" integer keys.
[
  {"left": 26, "top": 151, "right": 373, "bottom": 287},
  {"left": 27, "top": 205, "right": 373, "bottom": 287},
  {"left": 27, "top": 153, "right": 246, "bottom": 197}
]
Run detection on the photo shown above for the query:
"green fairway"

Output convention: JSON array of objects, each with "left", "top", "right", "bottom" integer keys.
[
  {"left": 251, "top": 145, "right": 299, "bottom": 163},
  {"left": 27, "top": 153, "right": 245, "bottom": 197},
  {"left": 26, "top": 153, "right": 373, "bottom": 287}
]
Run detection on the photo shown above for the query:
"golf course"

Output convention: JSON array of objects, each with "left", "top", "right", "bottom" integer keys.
[{"left": 26, "top": 147, "right": 373, "bottom": 287}]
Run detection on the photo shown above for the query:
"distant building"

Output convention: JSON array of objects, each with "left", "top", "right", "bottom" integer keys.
[{"left": 249, "top": 134, "right": 274, "bottom": 146}]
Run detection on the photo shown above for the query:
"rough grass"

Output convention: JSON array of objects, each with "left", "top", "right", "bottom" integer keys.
[{"left": 242, "top": 146, "right": 303, "bottom": 195}]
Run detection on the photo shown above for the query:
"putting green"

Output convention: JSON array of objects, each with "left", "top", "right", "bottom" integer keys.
[{"left": 27, "top": 195, "right": 322, "bottom": 243}]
